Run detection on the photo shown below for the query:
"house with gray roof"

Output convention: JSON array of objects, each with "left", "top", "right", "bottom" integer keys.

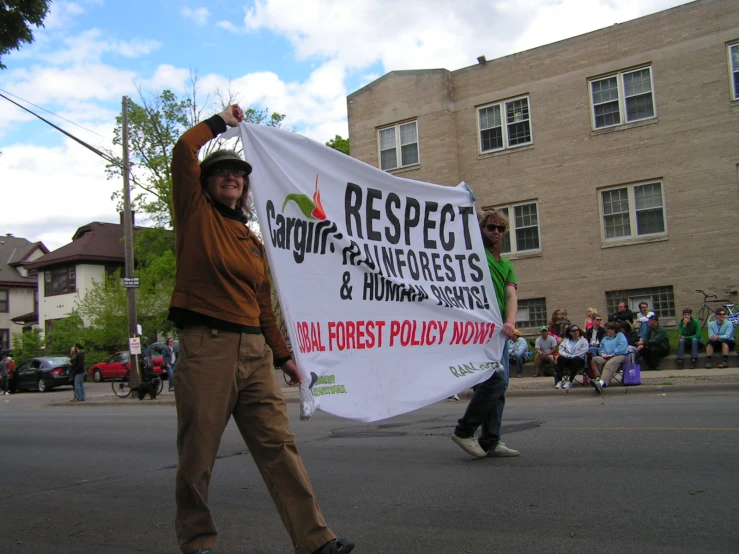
[{"left": 0, "top": 235, "right": 49, "bottom": 349}]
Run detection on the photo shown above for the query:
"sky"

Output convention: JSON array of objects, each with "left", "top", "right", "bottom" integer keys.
[{"left": 0, "top": 0, "right": 694, "bottom": 251}]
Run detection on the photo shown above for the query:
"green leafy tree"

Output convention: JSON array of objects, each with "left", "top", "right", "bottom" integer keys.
[
  {"left": 326, "top": 134, "right": 350, "bottom": 155},
  {"left": 0, "top": 0, "right": 50, "bottom": 70},
  {"left": 11, "top": 328, "right": 44, "bottom": 360},
  {"left": 45, "top": 312, "right": 87, "bottom": 356},
  {"left": 106, "top": 81, "right": 286, "bottom": 228}
]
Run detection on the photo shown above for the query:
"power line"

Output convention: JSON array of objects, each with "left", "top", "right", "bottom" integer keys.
[
  {"left": 0, "top": 91, "right": 121, "bottom": 167},
  {"left": 0, "top": 87, "right": 106, "bottom": 139}
]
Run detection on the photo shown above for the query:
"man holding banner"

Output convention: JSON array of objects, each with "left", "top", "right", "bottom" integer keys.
[
  {"left": 451, "top": 210, "right": 520, "bottom": 458},
  {"left": 168, "top": 105, "right": 353, "bottom": 554}
]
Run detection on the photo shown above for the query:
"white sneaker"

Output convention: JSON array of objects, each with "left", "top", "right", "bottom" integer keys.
[
  {"left": 451, "top": 434, "right": 487, "bottom": 458},
  {"left": 446, "top": 394, "right": 460, "bottom": 402},
  {"left": 555, "top": 381, "right": 563, "bottom": 389},
  {"left": 563, "top": 381, "right": 572, "bottom": 389},
  {"left": 488, "top": 442, "right": 520, "bottom": 457}
]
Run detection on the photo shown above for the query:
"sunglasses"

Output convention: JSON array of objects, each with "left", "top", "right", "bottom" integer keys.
[
  {"left": 485, "top": 224, "right": 507, "bottom": 233},
  {"left": 570, "top": 329, "right": 581, "bottom": 333},
  {"left": 595, "top": 318, "right": 603, "bottom": 321},
  {"left": 717, "top": 312, "right": 726, "bottom": 316},
  {"left": 211, "top": 167, "right": 247, "bottom": 177}
]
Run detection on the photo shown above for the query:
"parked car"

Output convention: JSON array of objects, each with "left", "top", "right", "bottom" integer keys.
[
  {"left": 12, "top": 356, "right": 72, "bottom": 393},
  {"left": 88, "top": 351, "right": 164, "bottom": 382}
]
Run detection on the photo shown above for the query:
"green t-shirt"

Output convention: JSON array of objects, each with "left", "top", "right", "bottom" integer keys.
[{"left": 485, "top": 249, "right": 517, "bottom": 314}]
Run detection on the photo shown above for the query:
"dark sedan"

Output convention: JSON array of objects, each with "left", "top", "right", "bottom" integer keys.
[{"left": 11, "top": 356, "right": 72, "bottom": 393}]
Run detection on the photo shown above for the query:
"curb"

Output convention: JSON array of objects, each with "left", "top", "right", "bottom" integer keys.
[{"left": 49, "top": 382, "right": 739, "bottom": 408}]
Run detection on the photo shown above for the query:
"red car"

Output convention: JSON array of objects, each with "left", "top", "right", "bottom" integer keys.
[{"left": 88, "top": 351, "right": 164, "bottom": 382}]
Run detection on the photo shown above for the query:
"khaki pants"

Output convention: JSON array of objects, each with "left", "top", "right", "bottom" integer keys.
[
  {"left": 174, "top": 327, "right": 336, "bottom": 554},
  {"left": 592, "top": 355, "right": 626, "bottom": 385}
]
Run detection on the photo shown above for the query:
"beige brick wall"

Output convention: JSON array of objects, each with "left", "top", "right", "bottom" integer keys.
[{"left": 347, "top": 0, "right": 739, "bottom": 330}]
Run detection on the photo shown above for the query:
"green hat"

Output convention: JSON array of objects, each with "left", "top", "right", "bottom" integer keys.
[
  {"left": 142, "top": 336, "right": 148, "bottom": 341},
  {"left": 200, "top": 149, "right": 252, "bottom": 177},
  {"left": 540, "top": 326, "right": 548, "bottom": 332}
]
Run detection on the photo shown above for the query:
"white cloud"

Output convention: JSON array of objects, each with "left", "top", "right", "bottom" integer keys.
[
  {"left": 48, "top": 29, "right": 161, "bottom": 65},
  {"left": 216, "top": 21, "right": 241, "bottom": 33},
  {"left": 44, "top": 1, "right": 86, "bottom": 30},
  {"left": 181, "top": 7, "right": 211, "bottom": 26}
]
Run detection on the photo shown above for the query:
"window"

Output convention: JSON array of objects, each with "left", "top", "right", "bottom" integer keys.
[
  {"left": 730, "top": 43, "right": 739, "bottom": 101},
  {"left": 44, "top": 266, "right": 76, "bottom": 296},
  {"left": 600, "top": 181, "right": 666, "bottom": 241},
  {"left": 0, "top": 329, "right": 9, "bottom": 350},
  {"left": 478, "top": 96, "right": 532, "bottom": 153},
  {"left": 378, "top": 121, "right": 419, "bottom": 170},
  {"left": 590, "top": 67, "right": 655, "bottom": 129},
  {"left": 516, "top": 298, "right": 547, "bottom": 328},
  {"left": 606, "top": 286, "right": 675, "bottom": 318},
  {"left": 493, "top": 202, "right": 541, "bottom": 254},
  {"left": 0, "top": 289, "right": 7, "bottom": 312}
]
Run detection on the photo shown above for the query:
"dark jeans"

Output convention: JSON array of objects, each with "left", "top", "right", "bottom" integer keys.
[
  {"left": 639, "top": 345, "right": 669, "bottom": 369},
  {"left": 677, "top": 338, "right": 702, "bottom": 360},
  {"left": 555, "top": 356, "right": 585, "bottom": 383},
  {"left": 454, "top": 342, "right": 509, "bottom": 451}
]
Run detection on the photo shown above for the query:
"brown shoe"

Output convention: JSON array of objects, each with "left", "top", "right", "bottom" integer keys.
[
  {"left": 677, "top": 360, "right": 684, "bottom": 370},
  {"left": 689, "top": 359, "right": 696, "bottom": 369}
]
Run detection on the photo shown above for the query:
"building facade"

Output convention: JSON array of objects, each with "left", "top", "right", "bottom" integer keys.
[
  {"left": 0, "top": 235, "right": 49, "bottom": 349},
  {"left": 347, "top": 0, "right": 739, "bottom": 331}
]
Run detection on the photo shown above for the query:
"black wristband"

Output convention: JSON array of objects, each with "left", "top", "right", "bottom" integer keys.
[{"left": 204, "top": 114, "right": 227, "bottom": 137}]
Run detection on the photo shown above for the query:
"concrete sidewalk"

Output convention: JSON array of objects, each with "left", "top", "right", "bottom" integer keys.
[{"left": 48, "top": 366, "right": 739, "bottom": 408}]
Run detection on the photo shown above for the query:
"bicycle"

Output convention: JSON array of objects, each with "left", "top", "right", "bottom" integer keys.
[
  {"left": 111, "top": 367, "right": 163, "bottom": 398},
  {"left": 695, "top": 290, "right": 738, "bottom": 328}
]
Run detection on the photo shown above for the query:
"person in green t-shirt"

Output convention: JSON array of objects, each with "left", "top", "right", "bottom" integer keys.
[
  {"left": 452, "top": 209, "right": 519, "bottom": 459},
  {"left": 677, "top": 307, "right": 702, "bottom": 369},
  {"left": 637, "top": 313, "right": 670, "bottom": 370}
]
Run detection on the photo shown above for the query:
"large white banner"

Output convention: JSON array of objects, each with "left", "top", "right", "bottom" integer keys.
[{"left": 235, "top": 123, "right": 503, "bottom": 422}]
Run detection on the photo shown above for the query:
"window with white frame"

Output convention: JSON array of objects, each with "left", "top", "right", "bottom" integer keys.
[
  {"left": 600, "top": 181, "right": 666, "bottom": 241},
  {"left": 590, "top": 67, "right": 655, "bottom": 129},
  {"left": 44, "top": 266, "right": 76, "bottom": 296},
  {"left": 516, "top": 298, "right": 548, "bottom": 328},
  {"left": 730, "top": 43, "right": 739, "bottom": 101},
  {"left": 378, "top": 121, "right": 419, "bottom": 171},
  {"left": 493, "top": 202, "right": 541, "bottom": 254},
  {"left": 478, "top": 96, "right": 532, "bottom": 153},
  {"left": 606, "top": 286, "right": 675, "bottom": 318}
]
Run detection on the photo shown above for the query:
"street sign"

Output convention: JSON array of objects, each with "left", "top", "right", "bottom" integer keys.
[
  {"left": 123, "top": 277, "right": 140, "bottom": 288},
  {"left": 129, "top": 337, "right": 141, "bottom": 355}
]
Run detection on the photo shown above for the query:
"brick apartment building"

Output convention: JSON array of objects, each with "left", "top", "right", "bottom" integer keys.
[{"left": 346, "top": 0, "right": 739, "bottom": 332}]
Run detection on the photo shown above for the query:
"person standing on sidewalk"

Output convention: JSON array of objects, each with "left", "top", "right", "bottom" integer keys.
[
  {"left": 168, "top": 104, "right": 353, "bottom": 554},
  {"left": 451, "top": 209, "right": 519, "bottom": 459},
  {"left": 69, "top": 344, "right": 86, "bottom": 402},
  {"left": 0, "top": 354, "right": 8, "bottom": 396},
  {"left": 162, "top": 338, "right": 176, "bottom": 392}
]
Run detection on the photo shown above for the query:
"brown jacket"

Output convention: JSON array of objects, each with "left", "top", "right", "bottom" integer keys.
[{"left": 169, "top": 121, "right": 290, "bottom": 362}]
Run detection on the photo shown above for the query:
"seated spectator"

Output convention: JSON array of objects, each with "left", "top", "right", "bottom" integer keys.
[
  {"left": 508, "top": 329, "right": 529, "bottom": 378},
  {"left": 705, "top": 308, "right": 736, "bottom": 368},
  {"left": 633, "top": 302, "right": 655, "bottom": 339},
  {"left": 586, "top": 316, "right": 606, "bottom": 375},
  {"left": 677, "top": 307, "right": 702, "bottom": 369},
  {"left": 637, "top": 314, "right": 670, "bottom": 370},
  {"left": 618, "top": 320, "right": 641, "bottom": 352},
  {"left": 533, "top": 326, "right": 558, "bottom": 378},
  {"left": 549, "top": 309, "right": 570, "bottom": 344},
  {"left": 608, "top": 300, "right": 634, "bottom": 325},
  {"left": 555, "top": 325, "right": 589, "bottom": 389},
  {"left": 583, "top": 307, "right": 598, "bottom": 332},
  {"left": 590, "top": 322, "right": 629, "bottom": 393}
]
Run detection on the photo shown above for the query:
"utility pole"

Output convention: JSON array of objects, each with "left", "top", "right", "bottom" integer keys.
[{"left": 122, "top": 96, "right": 140, "bottom": 389}]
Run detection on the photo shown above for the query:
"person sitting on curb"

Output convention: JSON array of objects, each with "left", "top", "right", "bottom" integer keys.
[
  {"left": 590, "top": 322, "right": 629, "bottom": 393},
  {"left": 637, "top": 314, "right": 670, "bottom": 370},
  {"left": 705, "top": 309, "right": 735, "bottom": 368},
  {"left": 554, "top": 324, "right": 588, "bottom": 389},
  {"left": 677, "top": 308, "right": 703, "bottom": 369},
  {"left": 508, "top": 329, "right": 529, "bottom": 378},
  {"left": 533, "top": 326, "right": 558, "bottom": 377},
  {"left": 586, "top": 315, "right": 606, "bottom": 374},
  {"left": 608, "top": 300, "right": 634, "bottom": 325},
  {"left": 633, "top": 301, "right": 655, "bottom": 340}
]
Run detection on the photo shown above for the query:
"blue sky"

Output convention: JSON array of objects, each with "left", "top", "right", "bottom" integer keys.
[{"left": 0, "top": 0, "right": 692, "bottom": 250}]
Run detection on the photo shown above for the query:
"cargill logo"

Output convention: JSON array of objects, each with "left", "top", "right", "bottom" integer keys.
[{"left": 282, "top": 174, "right": 327, "bottom": 220}]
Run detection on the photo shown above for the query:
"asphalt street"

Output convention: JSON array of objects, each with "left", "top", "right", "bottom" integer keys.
[{"left": 0, "top": 384, "right": 737, "bottom": 553}]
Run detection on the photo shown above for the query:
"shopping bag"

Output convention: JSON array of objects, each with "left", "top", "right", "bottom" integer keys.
[{"left": 622, "top": 354, "right": 641, "bottom": 386}]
